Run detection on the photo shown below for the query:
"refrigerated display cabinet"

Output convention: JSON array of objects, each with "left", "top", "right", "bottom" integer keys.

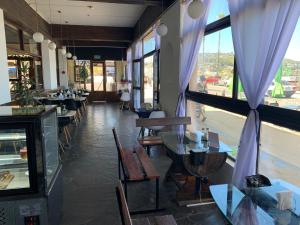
[{"left": 0, "top": 105, "right": 62, "bottom": 225}]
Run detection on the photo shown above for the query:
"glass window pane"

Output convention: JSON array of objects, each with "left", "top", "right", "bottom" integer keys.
[
  {"left": 187, "top": 100, "right": 245, "bottom": 159},
  {"left": 239, "top": 19, "right": 300, "bottom": 110},
  {"left": 93, "top": 63, "right": 104, "bottom": 91},
  {"left": 143, "top": 32, "right": 155, "bottom": 55},
  {"left": 144, "top": 55, "right": 154, "bottom": 105},
  {"left": 5, "top": 24, "right": 21, "bottom": 50},
  {"left": 259, "top": 122, "right": 300, "bottom": 187},
  {"left": 189, "top": 27, "right": 234, "bottom": 98},
  {"left": 23, "top": 32, "right": 40, "bottom": 55},
  {"left": 75, "top": 60, "right": 92, "bottom": 91},
  {"left": 207, "top": 0, "right": 230, "bottom": 24},
  {"left": 133, "top": 62, "right": 141, "bottom": 88},
  {"left": 105, "top": 61, "right": 116, "bottom": 92},
  {"left": 0, "top": 128, "right": 30, "bottom": 190}
]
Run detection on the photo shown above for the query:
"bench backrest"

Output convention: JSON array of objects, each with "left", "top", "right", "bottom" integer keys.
[
  {"left": 136, "top": 117, "right": 191, "bottom": 128},
  {"left": 116, "top": 181, "right": 132, "bottom": 225},
  {"left": 112, "top": 128, "right": 125, "bottom": 159}
]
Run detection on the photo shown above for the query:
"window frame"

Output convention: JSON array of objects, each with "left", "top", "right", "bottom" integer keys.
[{"left": 186, "top": 15, "right": 300, "bottom": 165}]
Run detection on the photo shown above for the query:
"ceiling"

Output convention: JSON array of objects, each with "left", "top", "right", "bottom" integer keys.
[{"left": 25, "top": 0, "right": 147, "bottom": 27}]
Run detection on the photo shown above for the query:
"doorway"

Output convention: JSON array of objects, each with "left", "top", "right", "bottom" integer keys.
[{"left": 89, "top": 61, "right": 118, "bottom": 102}]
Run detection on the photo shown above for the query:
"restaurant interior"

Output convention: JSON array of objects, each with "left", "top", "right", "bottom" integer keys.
[{"left": 0, "top": 0, "right": 300, "bottom": 225}]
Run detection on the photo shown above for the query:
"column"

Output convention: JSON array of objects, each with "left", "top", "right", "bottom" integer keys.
[
  {"left": 0, "top": 9, "right": 11, "bottom": 104},
  {"left": 42, "top": 40, "right": 58, "bottom": 90},
  {"left": 58, "top": 49, "right": 68, "bottom": 88}
]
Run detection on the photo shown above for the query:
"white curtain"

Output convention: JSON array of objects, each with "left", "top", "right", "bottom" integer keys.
[
  {"left": 126, "top": 48, "right": 132, "bottom": 92},
  {"left": 229, "top": 0, "right": 300, "bottom": 188},
  {"left": 175, "top": 0, "right": 211, "bottom": 135},
  {"left": 153, "top": 23, "right": 161, "bottom": 50},
  {"left": 134, "top": 40, "right": 143, "bottom": 60}
]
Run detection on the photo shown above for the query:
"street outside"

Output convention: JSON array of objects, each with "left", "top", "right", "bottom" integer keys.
[{"left": 187, "top": 100, "right": 300, "bottom": 187}]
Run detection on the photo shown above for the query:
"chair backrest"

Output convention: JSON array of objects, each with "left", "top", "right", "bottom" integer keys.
[
  {"left": 136, "top": 117, "right": 191, "bottom": 127},
  {"left": 183, "top": 152, "right": 228, "bottom": 177},
  {"left": 120, "top": 92, "right": 131, "bottom": 102},
  {"left": 115, "top": 181, "right": 132, "bottom": 225},
  {"left": 64, "top": 99, "right": 78, "bottom": 110},
  {"left": 112, "top": 128, "right": 125, "bottom": 160},
  {"left": 148, "top": 111, "right": 166, "bottom": 131}
]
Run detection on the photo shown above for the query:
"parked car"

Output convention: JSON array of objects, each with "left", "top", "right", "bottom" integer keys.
[{"left": 267, "top": 81, "right": 297, "bottom": 98}]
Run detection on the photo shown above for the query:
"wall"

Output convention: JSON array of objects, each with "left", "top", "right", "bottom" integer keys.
[
  {"left": 67, "top": 60, "right": 75, "bottom": 86},
  {"left": 159, "top": 1, "right": 181, "bottom": 116},
  {"left": 41, "top": 40, "right": 57, "bottom": 90},
  {"left": 0, "top": 9, "right": 11, "bottom": 104},
  {"left": 58, "top": 49, "right": 68, "bottom": 88}
]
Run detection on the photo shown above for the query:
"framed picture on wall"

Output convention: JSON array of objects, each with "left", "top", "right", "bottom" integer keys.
[{"left": 8, "top": 60, "right": 18, "bottom": 80}]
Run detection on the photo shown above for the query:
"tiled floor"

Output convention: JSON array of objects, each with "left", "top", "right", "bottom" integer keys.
[{"left": 60, "top": 103, "right": 225, "bottom": 225}]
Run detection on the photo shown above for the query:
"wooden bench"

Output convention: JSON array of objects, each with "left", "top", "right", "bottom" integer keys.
[
  {"left": 112, "top": 128, "right": 161, "bottom": 212},
  {"left": 136, "top": 117, "right": 191, "bottom": 156},
  {"left": 116, "top": 181, "right": 177, "bottom": 225}
]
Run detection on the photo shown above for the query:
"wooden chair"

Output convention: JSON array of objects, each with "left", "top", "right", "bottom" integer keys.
[
  {"left": 116, "top": 181, "right": 177, "bottom": 225},
  {"left": 112, "top": 128, "right": 162, "bottom": 213},
  {"left": 136, "top": 117, "right": 192, "bottom": 156}
]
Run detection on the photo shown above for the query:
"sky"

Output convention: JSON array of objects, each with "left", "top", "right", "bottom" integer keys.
[
  {"left": 201, "top": 0, "right": 300, "bottom": 62},
  {"left": 143, "top": 0, "right": 300, "bottom": 62}
]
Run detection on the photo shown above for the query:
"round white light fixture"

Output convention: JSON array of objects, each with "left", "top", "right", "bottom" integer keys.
[
  {"left": 157, "top": 23, "right": 168, "bottom": 36},
  {"left": 61, "top": 47, "right": 67, "bottom": 55},
  {"left": 66, "top": 52, "right": 72, "bottom": 58},
  {"left": 188, "top": 0, "right": 205, "bottom": 19},
  {"left": 48, "top": 41, "right": 56, "bottom": 50},
  {"left": 72, "top": 55, "right": 77, "bottom": 60},
  {"left": 33, "top": 32, "right": 44, "bottom": 43}
]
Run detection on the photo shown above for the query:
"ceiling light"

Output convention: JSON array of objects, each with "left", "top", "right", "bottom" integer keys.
[
  {"left": 72, "top": 55, "right": 77, "bottom": 60},
  {"left": 188, "top": 0, "right": 205, "bottom": 19},
  {"left": 61, "top": 46, "right": 67, "bottom": 55},
  {"left": 33, "top": 32, "right": 44, "bottom": 43},
  {"left": 157, "top": 23, "right": 168, "bottom": 36},
  {"left": 48, "top": 41, "right": 56, "bottom": 50},
  {"left": 66, "top": 52, "right": 72, "bottom": 58},
  {"left": 88, "top": 5, "right": 94, "bottom": 10}
]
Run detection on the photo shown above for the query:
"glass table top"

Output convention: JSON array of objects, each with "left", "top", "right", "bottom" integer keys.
[
  {"left": 160, "top": 132, "right": 232, "bottom": 155},
  {"left": 210, "top": 184, "right": 300, "bottom": 225},
  {"left": 210, "top": 184, "right": 275, "bottom": 225}
]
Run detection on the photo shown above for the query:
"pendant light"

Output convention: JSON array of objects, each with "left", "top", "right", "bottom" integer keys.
[
  {"left": 72, "top": 40, "right": 77, "bottom": 60},
  {"left": 48, "top": 0, "right": 56, "bottom": 50},
  {"left": 33, "top": 0, "right": 44, "bottom": 43},
  {"left": 65, "top": 21, "right": 72, "bottom": 58},
  {"left": 157, "top": 0, "right": 168, "bottom": 36},
  {"left": 57, "top": 11, "right": 66, "bottom": 55},
  {"left": 188, "top": 0, "right": 205, "bottom": 19}
]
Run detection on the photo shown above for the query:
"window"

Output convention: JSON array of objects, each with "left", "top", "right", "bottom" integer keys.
[
  {"left": 143, "top": 55, "right": 154, "bottom": 104},
  {"left": 187, "top": 100, "right": 245, "bottom": 159},
  {"left": 74, "top": 60, "right": 92, "bottom": 91},
  {"left": 23, "top": 32, "right": 40, "bottom": 55},
  {"left": 206, "top": 0, "right": 230, "bottom": 25},
  {"left": 259, "top": 122, "right": 300, "bottom": 187},
  {"left": 5, "top": 24, "right": 21, "bottom": 50},
  {"left": 189, "top": 27, "right": 234, "bottom": 98},
  {"left": 143, "top": 32, "right": 155, "bottom": 55},
  {"left": 133, "top": 61, "right": 141, "bottom": 109}
]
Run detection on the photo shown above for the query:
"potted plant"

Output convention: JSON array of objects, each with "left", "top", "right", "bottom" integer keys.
[
  {"left": 10, "top": 62, "right": 44, "bottom": 113},
  {"left": 79, "top": 61, "right": 89, "bottom": 90}
]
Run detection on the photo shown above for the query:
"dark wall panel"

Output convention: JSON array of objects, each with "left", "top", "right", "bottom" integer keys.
[{"left": 74, "top": 47, "right": 127, "bottom": 61}]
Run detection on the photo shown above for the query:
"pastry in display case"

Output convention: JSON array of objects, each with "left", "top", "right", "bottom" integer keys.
[{"left": 0, "top": 129, "right": 29, "bottom": 190}]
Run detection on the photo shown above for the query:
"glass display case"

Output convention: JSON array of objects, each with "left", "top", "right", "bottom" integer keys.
[{"left": 0, "top": 105, "right": 60, "bottom": 196}]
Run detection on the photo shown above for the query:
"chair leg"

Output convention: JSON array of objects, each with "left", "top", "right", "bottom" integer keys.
[
  {"left": 63, "top": 127, "right": 69, "bottom": 144},
  {"left": 156, "top": 178, "right": 160, "bottom": 209},
  {"left": 146, "top": 145, "right": 150, "bottom": 156},
  {"left": 66, "top": 127, "right": 71, "bottom": 140}
]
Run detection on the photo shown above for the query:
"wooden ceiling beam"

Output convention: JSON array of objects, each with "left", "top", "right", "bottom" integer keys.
[
  {"left": 62, "top": 40, "right": 129, "bottom": 48},
  {"left": 52, "top": 24, "right": 133, "bottom": 42},
  {"left": 68, "top": 0, "right": 162, "bottom": 6}
]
